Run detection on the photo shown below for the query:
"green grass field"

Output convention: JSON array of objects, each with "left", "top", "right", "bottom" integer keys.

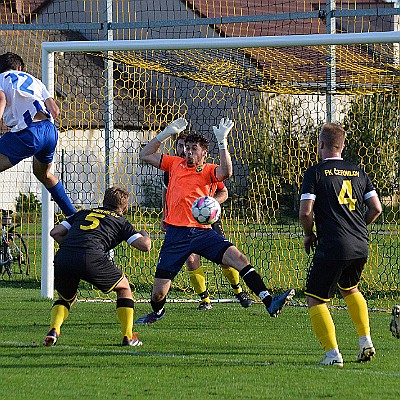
[{"left": 1, "top": 286, "right": 399, "bottom": 400}]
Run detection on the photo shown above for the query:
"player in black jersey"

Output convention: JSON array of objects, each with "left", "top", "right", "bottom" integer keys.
[
  {"left": 299, "top": 123, "right": 382, "bottom": 367},
  {"left": 43, "top": 187, "right": 151, "bottom": 347},
  {"left": 161, "top": 133, "right": 252, "bottom": 310}
]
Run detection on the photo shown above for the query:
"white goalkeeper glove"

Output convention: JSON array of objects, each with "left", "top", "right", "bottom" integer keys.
[
  {"left": 213, "top": 117, "right": 234, "bottom": 150},
  {"left": 156, "top": 118, "right": 188, "bottom": 143}
]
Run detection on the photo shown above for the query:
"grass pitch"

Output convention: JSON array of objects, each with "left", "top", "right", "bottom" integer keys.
[{"left": 0, "top": 287, "right": 399, "bottom": 400}]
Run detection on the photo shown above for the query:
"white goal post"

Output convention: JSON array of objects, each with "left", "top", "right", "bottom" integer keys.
[{"left": 40, "top": 30, "right": 400, "bottom": 298}]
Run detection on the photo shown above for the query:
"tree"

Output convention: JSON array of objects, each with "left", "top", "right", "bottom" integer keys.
[
  {"left": 247, "top": 94, "right": 320, "bottom": 222},
  {"left": 342, "top": 92, "right": 400, "bottom": 198}
]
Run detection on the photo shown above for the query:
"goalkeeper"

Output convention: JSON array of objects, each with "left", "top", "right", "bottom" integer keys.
[
  {"left": 136, "top": 117, "right": 294, "bottom": 325},
  {"left": 161, "top": 132, "right": 252, "bottom": 310}
]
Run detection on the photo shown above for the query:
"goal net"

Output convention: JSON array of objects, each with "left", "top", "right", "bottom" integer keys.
[{"left": 37, "top": 33, "right": 400, "bottom": 307}]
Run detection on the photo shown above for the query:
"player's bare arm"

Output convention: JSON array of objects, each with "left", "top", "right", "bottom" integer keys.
[
  {"left": 44, "top": 97, "right": 60, "bottom": 119},
  {"left": 215, "top": 148, "right": 233, "bottom": 181},
  {"left": 364, "top": 195, "right": 382, "bottom": 225},
  {"left": 139, "top": 137, "right": 163, "bottom": 167},
  {"left": 130, "top": 229, "right": 152, "bottom": 252},
  {"left": 50, "top": 224, "right": 69, "bottom": 244},
  {"left": 214, "top": 185, "right": 228, "bottom": 204},
  {"left": 299, "top": 198, "right": 317, "bottom": 254}
]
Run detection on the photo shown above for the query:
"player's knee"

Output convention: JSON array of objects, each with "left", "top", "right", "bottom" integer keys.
[
  {"left": 115, "top": 276, "right": 132, "bottom": 292},
  {"left": 237, "top": 252, "right": 249, "bottom": 267},
  {"left": 223, "top": 247, "right": 249, "bottom": 268},
  {"left": 306, "top": 295, "right": 324, "bottom": 308},
  {"left": 186, "top": 254, "right": 200, "bottom": 270},
  {"left": 152, "top": 292, "right": 166, "bottom": 302}
]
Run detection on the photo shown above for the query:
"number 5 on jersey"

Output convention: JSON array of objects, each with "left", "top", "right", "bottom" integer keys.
[
  {"left": 80, "top": 212, "right": 106, "bottom": 230},
  {"left": 338, "top": 180, "right": 356, "bottom": 211}
]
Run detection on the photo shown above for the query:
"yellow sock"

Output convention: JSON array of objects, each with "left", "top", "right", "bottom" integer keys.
[
  {"left": 309, "top": 304, "right": 338, "bottom": 352},
  {"left": 344, "top": 292, "right": 370, "bottom": 337},
  {"left": 189, "top": 267, "right": 207, "bottom": 296},
  {"left": 222, "top": 267, "right": 241, "bottom": 295},
  {"left": 117, "top": 307, "right": 134, "bottom": 339},
  {"left": 50, "top": 304, "right": 69, "bottom": 334}
]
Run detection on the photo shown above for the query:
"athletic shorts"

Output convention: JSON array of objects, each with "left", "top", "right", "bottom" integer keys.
[
  {"left": 155, "top": 225, "right": 233, "bottom": 280},
  {"left": 54, "top": 249, "right": 124, "bottom": 301},
  {"left": 0, "top": 119, "right": 58, "bottom": 165},
  {"left": 305, "top": 256, "right": 367, "bottom": 302}
]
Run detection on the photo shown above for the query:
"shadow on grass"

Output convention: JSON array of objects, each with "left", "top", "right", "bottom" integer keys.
[{"left": 0, "top": 280, "right": 40, "bottom": 289}]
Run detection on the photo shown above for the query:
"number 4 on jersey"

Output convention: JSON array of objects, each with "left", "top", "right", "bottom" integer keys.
[{"left": 338, "top": 180, "right": 356, "bottom": 211}]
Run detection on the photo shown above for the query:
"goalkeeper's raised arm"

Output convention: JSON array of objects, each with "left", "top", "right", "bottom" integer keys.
[
  {"left": 213, "top": 117, "right": 234, "bottom": 181},
  {"left": 139, "top": 118, "right": 188, "bottom": 167}
]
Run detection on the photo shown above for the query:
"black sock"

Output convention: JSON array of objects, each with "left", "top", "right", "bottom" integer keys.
[
  {"left": 199, "top": 290, "right": 210, "bottom": 301},
  {"left": 239, "top": 265, "right": 267, "bottom": 293},
  {"left": 116, "top": 298, "right": 135, "bottom": 309},
  {"left": 239, "top": 264, "right": 271, "bottom": 307},
  {"left": 151, "top": 298, "right": 166, "bottom": 315}
]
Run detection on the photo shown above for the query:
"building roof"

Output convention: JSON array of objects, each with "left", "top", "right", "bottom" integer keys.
[
  {"left": 0, "top": 0, "right": 51, "bottom": 24},
  {"left": 180, "top": 0, "right": 397, "bottom": 93},
  {"left": 185, "top": 0, "right": 394, "bottom": 37}
]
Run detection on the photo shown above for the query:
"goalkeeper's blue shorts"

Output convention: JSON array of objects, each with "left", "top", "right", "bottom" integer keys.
[{"left": 155, "top": 225, "right": 233, "bottom": 280}]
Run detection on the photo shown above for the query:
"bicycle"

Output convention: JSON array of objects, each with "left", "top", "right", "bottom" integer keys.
[{"left": 0, "top": 209, "right": 30, "bottom": 278}]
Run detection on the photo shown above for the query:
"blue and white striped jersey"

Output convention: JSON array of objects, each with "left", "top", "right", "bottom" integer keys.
[{"left": 0, "top": 70, "right": 53, "bottom": 132}]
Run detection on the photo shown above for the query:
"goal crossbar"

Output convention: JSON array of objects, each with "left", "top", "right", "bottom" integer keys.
[{"left": 42, "top": 31, "right": 400, "bottom": 53}]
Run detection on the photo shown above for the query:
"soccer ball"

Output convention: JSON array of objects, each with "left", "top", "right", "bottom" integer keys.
[{"left": 192, "top": 196, "right": 221, "bottom": 225}]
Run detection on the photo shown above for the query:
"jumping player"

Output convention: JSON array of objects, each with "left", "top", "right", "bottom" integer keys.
[
  {"left": 161, "top": 132, "right": 252, "bottom": 310},
  {"left": 0, "top": 52, "right": 75, "bottom": 216}
]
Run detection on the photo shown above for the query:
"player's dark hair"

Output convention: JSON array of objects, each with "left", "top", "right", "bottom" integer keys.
[
  {"left": 103, "top": 187, "right": 129, "bottom": 211},
  {"left": 175, "top": 132, "right": 188, "bottom": 148},
  {"left": 176, "top": 132, "right": 188, "bottom": 141},
  {"left": 320, "top": 123, "right": 345, "bottom": 150},
  {"left": 185, "top": 132, "right": 209, "bottom": 150},
  {"left": 0, "top": 52, "right": 25, "bottom": 74}
]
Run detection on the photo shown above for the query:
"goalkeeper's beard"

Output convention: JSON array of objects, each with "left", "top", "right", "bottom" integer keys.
[{"left": 186, "top": 156, "right": 194, "bottom": 166}]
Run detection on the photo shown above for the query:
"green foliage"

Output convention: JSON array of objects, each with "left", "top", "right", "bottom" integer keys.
[
  {"left": 342, "top": 92, "right": 400, "bottom": 198},
  {"left": 381, "top": 203, "right": 400, "bottom": 223},
  {"left": 15, "top": 192, "right": 42, "bottom": 213},
  {"left": 247, "top": 95, "right": 321, "bottom": 221},
  {"left": 140, "top": 176, "right": 162, "bottom": 209}
]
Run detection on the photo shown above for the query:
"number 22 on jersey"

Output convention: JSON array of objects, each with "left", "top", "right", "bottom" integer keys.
[{"left": 338, "top": 180, "right": 356, "bottom": 211}]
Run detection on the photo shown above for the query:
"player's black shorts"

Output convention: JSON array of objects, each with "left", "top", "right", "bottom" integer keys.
[
  {"left": 54, "top": 249, "right": 124, "bottom": 301},
  {"left": 305, "top": 256, "right": 367, "bottom": 302}
]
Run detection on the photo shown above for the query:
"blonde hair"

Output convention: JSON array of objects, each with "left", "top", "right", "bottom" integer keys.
[{"left": 320, "top": 123, "right": 345, "bottom": 150}]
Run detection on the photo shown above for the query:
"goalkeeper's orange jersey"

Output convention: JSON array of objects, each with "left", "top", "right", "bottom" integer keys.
[{"left": 161, "top": 154, "right": 221, "bottom": 228}]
